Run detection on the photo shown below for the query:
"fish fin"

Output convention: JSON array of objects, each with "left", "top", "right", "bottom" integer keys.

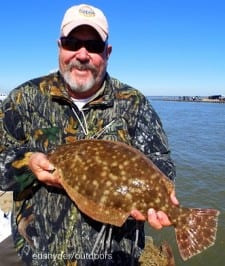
[{"left": 175, "top": 208, "right": 220, "bottom": 260}]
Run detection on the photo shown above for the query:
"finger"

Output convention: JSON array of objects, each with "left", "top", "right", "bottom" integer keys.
[
  {"left": 51, "top": 169, "right": 62, "bottom": 184},
  {"left": 157, "top": 211, "right": 171, "bottom": 226},
  {"left": 37, "top": 171, "right": 56, "bottom": 182},
  {"left": 38, "top": 157, "right": 55, "bottom": 172},
  {"left": 29, "top": 152, "right": 54, "bottom": 172},
  {"left": 170, "top": 190, "right": 179, "bottom": 205},
  {"left": 130, "top": 209, "right": 146, "bottom": 221},
  {"left": 147, "top": 208, "right": 162, "bottom": 230},
  {"left": 39, "top": 171, "right": 62, "bottom": 187}
]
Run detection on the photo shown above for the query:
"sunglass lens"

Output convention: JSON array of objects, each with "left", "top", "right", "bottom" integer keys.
[
  {"left": 86, "top": 40, "right": 105, "bottom": 53},
  {"left": 60, "top": 38, "right": 105, "bottom": 53},
  {"left": 60, "top": 38, "right": 80, "bottom": 51}
]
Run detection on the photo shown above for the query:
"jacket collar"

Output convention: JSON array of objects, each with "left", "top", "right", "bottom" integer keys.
[{"left": 48, "top": 71, "right": 114, "bottom": 108}]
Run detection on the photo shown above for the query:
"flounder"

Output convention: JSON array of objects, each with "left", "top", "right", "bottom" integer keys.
[{"left": 48, "top": 139, "right": 220, "bottom": 261}]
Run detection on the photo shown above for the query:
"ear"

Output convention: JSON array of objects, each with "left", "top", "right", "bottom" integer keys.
[{"left": 106, "top": 45, "right": 112, "bottom": 59}]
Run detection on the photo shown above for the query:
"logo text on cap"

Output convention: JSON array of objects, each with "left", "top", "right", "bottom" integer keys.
[{"left": 79, "top": 6, "right": 95, "bottom": 17}]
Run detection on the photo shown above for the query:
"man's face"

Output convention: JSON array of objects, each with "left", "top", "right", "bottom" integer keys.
[{"left": 58, "top": 26, "right": 112, "bottom": 98}]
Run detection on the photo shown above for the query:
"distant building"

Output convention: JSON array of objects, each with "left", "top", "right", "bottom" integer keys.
[{"left": 208, "top": 95, "right": 222, "bottom": 100}]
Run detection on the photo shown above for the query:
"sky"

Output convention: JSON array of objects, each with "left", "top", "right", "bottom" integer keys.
[{"left": 0, "top": 0, "right": 225, "bottom": 96}]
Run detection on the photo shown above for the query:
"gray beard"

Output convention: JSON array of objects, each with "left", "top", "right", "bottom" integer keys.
[
  {"left": 62, "top": 71, "right": 95, "bottom": 93},
  {"left": 60, "top": 61, "right": 98, "bottom": 93}
]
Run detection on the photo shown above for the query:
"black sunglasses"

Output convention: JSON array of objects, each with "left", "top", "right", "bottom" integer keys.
[{"left": 60, "top": 37, "right": 106, "bottom": 53}]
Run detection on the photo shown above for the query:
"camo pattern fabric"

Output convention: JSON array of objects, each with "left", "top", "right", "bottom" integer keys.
[{"left": 0, "top": 71, "right": 176, "bottom": 265}]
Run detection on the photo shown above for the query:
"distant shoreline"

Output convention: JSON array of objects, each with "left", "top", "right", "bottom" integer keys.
[
  {"left": 149, "top": 96, "right": 225, "bottom": 104},
  {"left": 161, "top": 98, "right": 225, "bottom": 104}
]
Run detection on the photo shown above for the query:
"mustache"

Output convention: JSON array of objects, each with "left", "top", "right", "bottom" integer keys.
[{"left": 66, "top": 60, "right": 97, "bottom": 72}]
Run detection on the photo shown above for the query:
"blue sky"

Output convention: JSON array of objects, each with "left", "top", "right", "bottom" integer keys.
[{"left": 0, "top": 0, "right": 224, "bottom": 96}]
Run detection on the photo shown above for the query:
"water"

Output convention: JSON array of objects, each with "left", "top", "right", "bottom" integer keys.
[{"left": 145, "top": 99, "right": 225, "bottom": 266}]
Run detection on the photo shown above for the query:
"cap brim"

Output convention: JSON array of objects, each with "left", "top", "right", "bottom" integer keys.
[{"left": 61, "top": 20, "right": 107, "bottom": 41}]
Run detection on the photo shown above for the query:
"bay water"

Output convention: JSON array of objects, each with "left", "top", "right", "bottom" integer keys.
[{"left": 145, "top": 98, "right": 225, "bottom": 266}]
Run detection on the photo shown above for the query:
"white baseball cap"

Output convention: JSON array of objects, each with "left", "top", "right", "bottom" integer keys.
[{"left": 60, "top": 4, "right": 108, "bottom": 41}]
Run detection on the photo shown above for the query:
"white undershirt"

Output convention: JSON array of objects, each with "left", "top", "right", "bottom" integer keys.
[
  {"left": 71, "top": 96, "right": 93, "bottom": 110},
  {"left": 71, "top": 81, "right": 106, "bottom": 110}
]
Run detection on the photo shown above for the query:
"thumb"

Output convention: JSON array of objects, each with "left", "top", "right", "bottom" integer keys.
[{"left": 170, "top": 190, "right": 179, "bottom": 205}]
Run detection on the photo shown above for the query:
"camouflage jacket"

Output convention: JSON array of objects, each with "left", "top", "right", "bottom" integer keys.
[{"left": 0, "top": 71, "right": 175, "bottom": 265}]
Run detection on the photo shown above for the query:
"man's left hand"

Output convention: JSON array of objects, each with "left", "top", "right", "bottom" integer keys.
[{"left": 130, "top": 190, "right": 179, "bottom": 229}]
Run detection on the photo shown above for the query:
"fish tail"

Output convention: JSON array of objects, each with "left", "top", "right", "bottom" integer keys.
[{"left": 175, "top": 208, "right": 220, "bottom": 260}]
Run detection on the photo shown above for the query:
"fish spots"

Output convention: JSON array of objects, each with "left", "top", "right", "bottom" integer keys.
[
  {"left": 103, "top": 209, "right": 110, "bottom": 216},
  {"left": 154, "top": 186, "right": 160, "bottom": 192},
  {"left": 109, "top": 173, "right": 118, "bottom": 181},
  {"left": 121, "top": 160, "right": 129, "bottom": 168},
  {"left": 120, "top": 170, "right": 127, "bottom": 177},
  {"left": 103, "top": 189, "right": 110, "bottom": 196},
  {"left": 140, "top": 202, "right": 148, "bottom": 212},
  {"left": 92, "top": 180, "right": 99, "bottom": 188},
  {"left": 111, "top": 161, "right": 118, "bottom": 167},
  {"left": 83, "top": 199, "right": 89, "bottom": 206},
  {"left": 99, "top": 195, "right": 108, "bottom": 205},
  {"left": 105, "top": 180, "right": 112, "bottom": 187},
  {"left": 101, "top": 171, "right": 107, "bottom": 177},
  {"left": 81, "top": 175, "right": 87, "bottom": 181},
  {"left": 125, "top": 193, "right": 132, "bottom": 201},
  {"left": 154, "top": 198, "right": 161, "bottom": 205}
]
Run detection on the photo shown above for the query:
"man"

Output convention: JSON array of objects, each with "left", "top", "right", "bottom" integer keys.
[{"left": 0, "top": 4, "right": 178, "bottom": 265}]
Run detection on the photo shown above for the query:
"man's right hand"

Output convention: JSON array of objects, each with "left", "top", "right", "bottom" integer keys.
[{"left": 28, "top": 152, "right": 62, "bottom": 187}]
